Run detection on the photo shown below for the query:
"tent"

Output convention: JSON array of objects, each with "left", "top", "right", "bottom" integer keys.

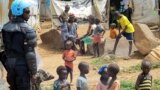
[
  {"left": 40, "top": 0, "right": 107, "bottom": 27},
  {"left": 0, "top": 0, "right": 40, "bottom": 31}
]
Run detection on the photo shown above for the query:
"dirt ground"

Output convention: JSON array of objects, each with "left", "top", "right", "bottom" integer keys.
[
  {"left": 0, "top": 20, "right": 159, "bottom": 90},
  {"left": 38, "top": 21, "right": 160, "bottom": 90}
]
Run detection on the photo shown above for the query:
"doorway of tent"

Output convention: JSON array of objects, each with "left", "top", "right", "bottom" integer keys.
[{"left": 108, "top": 0, "right": 122, "bottom": 27}]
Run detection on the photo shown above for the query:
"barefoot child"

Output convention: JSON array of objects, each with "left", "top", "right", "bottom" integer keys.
[
  {"left": 53, "top": 66, "right": 70, "bottom": 90},
  {"left": 135, "top": 60, "right": 152, "bottom": 90},
  {"left": 92, "top": 18, "right": 105, "bottom": 57},
  {"left": 63, "top": 40, "right": 77, "bottom": 83},
  {"left": 107, "top": 63, "right": 120, "bottom": 90},
  {"left": 112, "top": 11, "right": 135, "bottom": 57},
  {"left": 76, "top": 62, "right": 89, "bottom": 90},
  {"left": 97, "top": 65, "right": 110, "bottom": 90}
]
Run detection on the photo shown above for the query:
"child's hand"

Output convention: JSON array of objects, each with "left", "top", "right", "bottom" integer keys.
[
  {"left": 117, "top": 33, "right": 122, "bottom": 38},
  {"left": 65, "top": 57, "right": 75, "bottom": 61}
]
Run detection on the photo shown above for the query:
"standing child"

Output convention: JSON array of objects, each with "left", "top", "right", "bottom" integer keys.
[
  {"left": 68, "top": 13, "right": 78, "bottom": 42},
  {"left": 109, "top": 23, "right": 118, "bottom": 39},
  {"left": 107, "top": 63, "right": 120, "bottom": 90},
  {"left": 97, "top": 65, "right": 110, "bottom": 90},
  {"left": 112, "top": 11, "right": 135, "bottom": 58},
  {"left": 59, "top": 5, "right": 70, "bottom": 23},
  {"left": 135, "top": 60, "right": 152, "bottom": 90},
  {"left": 59, "top": 5, "right": 70, "bottom": 49},
  {"left": 76, "top": 62, "right": 89, "bottom": 90},
  {"left": 63, "top": 40, "right": 77, "bottom": 84},
  {"left": 53, "top": 65, "right": 70, "bottom": 90},
  {"left": 92, "top": 18, "right": 105, "bottom": 57},
  {"left": 59, "top": 16, "right": 69, "bottom": 49}
]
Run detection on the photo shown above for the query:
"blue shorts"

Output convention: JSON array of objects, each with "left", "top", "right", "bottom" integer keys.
[{"left": 122, "top": 32, "right": 133, "bottom": 41}]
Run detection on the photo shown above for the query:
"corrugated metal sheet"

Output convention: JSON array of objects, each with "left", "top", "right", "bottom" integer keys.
[{"left": 0, "top": 0, "right": 9, "bottom": 30}]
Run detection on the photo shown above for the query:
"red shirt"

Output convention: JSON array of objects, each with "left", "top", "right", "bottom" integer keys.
[{"left": 63, "top": 49, "right": 76, "bottom": 69}]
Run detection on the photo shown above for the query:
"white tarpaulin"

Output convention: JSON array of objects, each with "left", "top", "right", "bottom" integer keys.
[
  {"left": 53, "top": 0, "right": 106, "bottom": 18},
  {"left": 50, "top": 0, "right": 107, "bottom": 27}
]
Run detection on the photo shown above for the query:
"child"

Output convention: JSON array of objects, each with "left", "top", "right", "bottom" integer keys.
[
  {"left": 63, "top": 40, "right": 77, "bottom": 83},
  {"left": 68, "top": 13, "right": 78, "bottom": 42},
  {"left": 76, "top": 62, "right": 89, "bottom": 90},
  {"left": 97, "top": 65, "right": 110, "bottom": 90},
  {"left": 107, "top": 63, "right": 120, "bottom": 90},
  {"left": 92, "top": 18, "right": 105, "bottom": 57},
  {"left": 59, "top": 16, "right": 69, "bottom": 49},
  {"left": 59, "top": 5, "right": 70, "bottom": 23},
  {"left": 53, "top": 65, "right": 70, "bottom": 90},
  {"left": 59, "top": 5, "right": 70, "bottom": 49},
  {"left": 77, "top": 15, "right": 96, "bottom": 54},
  {"left": 109, "top": 23, "right": 118, "bottom": 39},
  {"left": 135, "top": 60, "right": 152, "bottom": 90},
  {"left": 112, "top": 11, "right": 135, "bottom": 58}
]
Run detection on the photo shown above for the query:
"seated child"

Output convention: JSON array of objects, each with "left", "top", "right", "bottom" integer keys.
[
  {"left": 53, "top": 65, "right": 70, "bottom": 90},
  {"left": 97, "top": 65, "right": 110, "bottom": 90},
  {"left": 135, "top": 60, "right": 152, "bottom": 90},
  {"left": 109, "top": 23, "right": 118, "bottom": 39},
  {"left": 92, "top": 18, "right": 105, "bottom": 57},
  {"left": 107, "top": 63, "right": 120, "bottom": 90},
  {"left": 63, "top": 40, "right": 77, "bottom": 83},
  {"left": 76, "top": 62, "right": 89, "bottom": 90}
]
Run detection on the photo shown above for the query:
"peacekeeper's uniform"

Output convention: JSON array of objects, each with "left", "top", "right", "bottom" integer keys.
[{"left": 2, "top": 17, "right": 37, "bottom": 90}]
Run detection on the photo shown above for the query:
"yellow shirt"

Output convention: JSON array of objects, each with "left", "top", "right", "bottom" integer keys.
[{"left": 117, "top": 15, "right": 135, "bottom": 33}]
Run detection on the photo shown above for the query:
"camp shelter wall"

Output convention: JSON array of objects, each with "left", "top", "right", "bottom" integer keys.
[
  {"left": 27, "top": 0, "right": 40, "bottom": 30},
  {"left": 40, "top": 0, "right": 51, "bottom": 19},
  {"left": 0, "top": 0, "right": 40, "bottom": 31},
  {"left": 50, "top": 0, "right": 107, "bottom": 28},
  {"left": 0, "top": 0, "right": 9, "bottom": 30},
  {"left": 132, "top": 0, "right": 159, "bottom": 25}
]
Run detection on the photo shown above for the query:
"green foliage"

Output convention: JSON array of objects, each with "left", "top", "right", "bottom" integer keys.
[
  {"left": 122, "top": 64, "right": 141, "bottom": 73},
  {"left": 121, "top": 80, "right": 135, "bottom": 90},
  {"left": 91, "top": 56, "right": 117, "bottom": 68},
  {"left": 122, "top": 62, "right": 160, "bottom": 73},
  {"left": 121, "top": 79, "right": 160, "bottom": 90},
  {"left": 152, "top": 79, "right": 160, "bottom": 90},
  {"left": 152, "top": 62, "right": 160, "bottom": 69}
]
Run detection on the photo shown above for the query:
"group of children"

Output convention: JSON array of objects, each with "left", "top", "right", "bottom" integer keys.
[
  {"left": 53, "top": 59, "right": 152, "bottom": 90},
  {"left": 59, "top": 5, "right": 106, "bottom": 58},
  {"left": 54, "top": 5, "right": 152, "bottom": 90},
  {"left": 59, "top": 5, "right": 78, "bottom": 49}
]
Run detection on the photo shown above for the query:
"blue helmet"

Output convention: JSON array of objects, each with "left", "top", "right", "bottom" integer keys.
[{"left": 11, "top": 0, "right": 31, "bottom": 16}]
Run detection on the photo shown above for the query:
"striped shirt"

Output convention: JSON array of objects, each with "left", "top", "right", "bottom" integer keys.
[{"left": 139, "top": 75, "right": 152, "bottom": 90}]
